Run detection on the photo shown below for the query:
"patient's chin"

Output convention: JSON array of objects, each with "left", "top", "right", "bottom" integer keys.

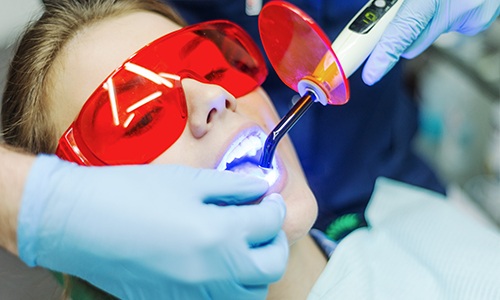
[{"left": 282, "top": 185, "right": 318, "bottom": 245}]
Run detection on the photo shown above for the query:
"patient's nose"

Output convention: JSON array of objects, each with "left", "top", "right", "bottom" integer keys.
[{"left": 182, "top": 78, "right": 237, "bottom": 138}]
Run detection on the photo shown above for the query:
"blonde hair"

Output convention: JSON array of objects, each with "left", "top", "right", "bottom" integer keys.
[
  {"left": 1, "top": 1, "right": 185, "bottom": 298},
  {"left": 1, "top": 0, "right": 185, "bottom": 154}
]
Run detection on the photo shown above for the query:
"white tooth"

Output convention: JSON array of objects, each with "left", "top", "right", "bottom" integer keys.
[
  {"left": 250, "top": 135, "right": 262, "bottom": 149},
  {"left": 225, "top": 151, "right": 235, "bottom": 165},
  {"left": 249, "top": 136, "right": 262, "bottom": 157},
  {"left": 233, "top": 143, "right": 247, "bottom": 159},
  {"left": 240, "top": 138, "right": 254, "bottom": 158},
  {"left": 241, "top": 138, "right": 253, "bottom": 151},
  {"left": 221, "top": 131, "right": 267, "bottom": 170}
]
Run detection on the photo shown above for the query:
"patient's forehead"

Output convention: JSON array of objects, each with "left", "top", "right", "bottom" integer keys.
[{"left": 48, "top": 11, "right": 181, "bottom": 137}]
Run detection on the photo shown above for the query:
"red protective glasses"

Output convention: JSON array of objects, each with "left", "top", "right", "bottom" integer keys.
[{"left": 55, "top": 20, "right": 267, "bottom": 166}]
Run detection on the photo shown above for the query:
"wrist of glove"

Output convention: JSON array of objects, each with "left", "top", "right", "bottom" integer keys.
[
  {"left": 363, "top": 0, "right": 500, "bottom": 85},
  {"left": 18, "top": 154, "right": 288, "bottom": 299}
]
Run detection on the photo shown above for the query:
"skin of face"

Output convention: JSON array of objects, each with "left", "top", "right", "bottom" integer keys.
[{"left": 47, "top": 11, "right": 318, "bottom": 245}]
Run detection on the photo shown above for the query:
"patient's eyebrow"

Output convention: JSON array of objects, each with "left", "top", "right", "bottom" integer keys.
[
  {"left": 180, "top": 36, "right": 202, "bottom": 59},
  {"left": 179, "top": 35, "right": 205, "bottom": 60}
]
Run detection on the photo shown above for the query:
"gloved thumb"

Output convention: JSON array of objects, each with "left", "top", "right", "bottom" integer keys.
[{"left": 185, "top": 167, "right": 269, "bottom": 205}]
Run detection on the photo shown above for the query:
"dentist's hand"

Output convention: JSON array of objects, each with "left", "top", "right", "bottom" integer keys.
[
  {"left": 363, "top": 0, "right": 500, "bottom": 85},
  {"left": 18, "top": 155, "right": 288, "bottom": 299}
]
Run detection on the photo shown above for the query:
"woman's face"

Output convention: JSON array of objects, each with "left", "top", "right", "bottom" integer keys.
[{"left": 48, "top": 11, "right": 317, "bottom": 244}]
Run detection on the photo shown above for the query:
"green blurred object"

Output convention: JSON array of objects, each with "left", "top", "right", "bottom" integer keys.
[{"left": 325, "top": 213, "right": 367, "bottom": 241}]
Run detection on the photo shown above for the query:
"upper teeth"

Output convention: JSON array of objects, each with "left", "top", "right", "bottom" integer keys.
[
  {"left": 217, "top": 132, "right": 265, "bottom": 170},
  {"left": 227, "top": 135, "right": 261, "bottom": 162},
  {"left": 216, "top": 130, "right": 280, "bottom": 186}
]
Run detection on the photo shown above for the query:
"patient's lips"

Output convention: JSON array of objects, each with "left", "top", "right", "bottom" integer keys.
[{"left": 216, "top": 127, "right": 280, "bottom": 186}]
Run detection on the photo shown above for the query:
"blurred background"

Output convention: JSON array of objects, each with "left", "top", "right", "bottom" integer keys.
[
  {"left": 0, "top": 0, "right": 498, "bottom": 298},
  {"left": 407, "top": 21, "right": 500, "bottom": 226}
]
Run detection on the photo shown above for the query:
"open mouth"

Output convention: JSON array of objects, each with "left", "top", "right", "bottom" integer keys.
[{"left": 216, "top": 128, "right": 279, "bottom": 186}]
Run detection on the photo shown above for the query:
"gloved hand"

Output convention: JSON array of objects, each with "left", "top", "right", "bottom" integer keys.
[
  {"left": 363, "top": 0, "right": 500, "bottom": 85},
  {"left": 18, "top": 155, "right": 288, "bottom": 299}
]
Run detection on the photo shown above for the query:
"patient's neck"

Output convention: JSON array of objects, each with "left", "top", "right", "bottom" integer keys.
[{"left": 267, "top": 234, "right": 327, "bottom": 300}]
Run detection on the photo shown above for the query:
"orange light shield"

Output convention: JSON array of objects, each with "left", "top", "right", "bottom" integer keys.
[{"left": 258, "top": 1, "right": 349, "bottom": 105}]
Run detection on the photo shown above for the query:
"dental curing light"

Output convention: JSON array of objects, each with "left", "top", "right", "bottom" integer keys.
[{"left": 258, "top": 0, "right": 403, "bottom": 168}]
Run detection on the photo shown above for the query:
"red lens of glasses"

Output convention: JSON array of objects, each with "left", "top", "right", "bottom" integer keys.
[
  {"left": 74, "top": 67, "right": 187, "bottom": 165},
  {"left": 56, "top": 21, "right": 267, "bottom": 165}
]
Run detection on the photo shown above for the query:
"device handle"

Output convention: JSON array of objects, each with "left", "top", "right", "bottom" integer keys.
[{"left": 331, "top": 0, "right": 403, "bottom": 78}]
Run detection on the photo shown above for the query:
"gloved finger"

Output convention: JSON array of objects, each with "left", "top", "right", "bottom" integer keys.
[
  {"left": 239, "top": 230, "right": 289, "bottom": 285},
  {"left": 400, "top": 2, "right": 449, "bottom": 59},
  {"left": 362, "top": 0, "right": 434, "bottom": 85},
  {"left": 400, "top": 25, "right": 440, "bottom": 59},
  {"left": 187, "top": 168, "right": 269, "bottom": 205},
  {"left": 237, "top": 193, "right": 286, "bottom": 246}
]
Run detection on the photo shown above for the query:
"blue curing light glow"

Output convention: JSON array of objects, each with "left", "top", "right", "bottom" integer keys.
[{"left": 225, "top": 158, "right": 280, "bottom": 187}]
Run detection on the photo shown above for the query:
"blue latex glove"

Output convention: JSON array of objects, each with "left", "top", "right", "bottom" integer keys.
[
  {"left": 363, "top": 0, "right": 500, "bottom": 85},
  {"left": 18, "top": 155, "right": 288, "bottom": 299}
]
